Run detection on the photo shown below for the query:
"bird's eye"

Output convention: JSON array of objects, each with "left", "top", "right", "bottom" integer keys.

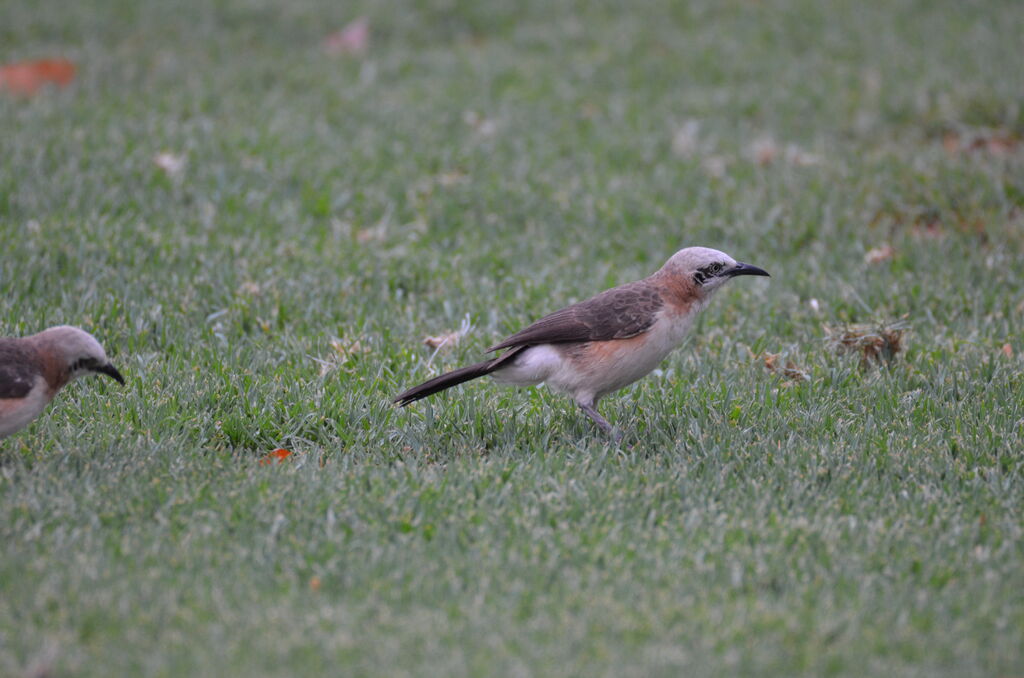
[{"left": 710, "top": 263, "right": 722, "bottom": 274}]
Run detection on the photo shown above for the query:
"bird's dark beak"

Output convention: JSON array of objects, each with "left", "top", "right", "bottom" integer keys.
[
  {"left": 95, "top": 362, "right": 125, "bottom": 385},
  {"left": 728, "top": 262, "right": 770, "bottom": 278}
]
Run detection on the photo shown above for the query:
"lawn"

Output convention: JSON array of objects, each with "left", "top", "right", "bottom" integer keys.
[{"left": 1, "top": 0, "right": 1023, "bottom": 675}]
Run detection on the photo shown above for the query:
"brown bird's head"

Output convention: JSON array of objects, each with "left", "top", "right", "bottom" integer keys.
[
  {"left": 36, "top": 326, "right": 125, "bottom": 386},
  {"left": 661, "top": 246, "right": 770, "bottom": 298}
]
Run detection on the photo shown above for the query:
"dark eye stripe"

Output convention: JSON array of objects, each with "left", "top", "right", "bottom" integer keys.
[{"left": 693, "top": 262, "right": 726, "bottom": 285}]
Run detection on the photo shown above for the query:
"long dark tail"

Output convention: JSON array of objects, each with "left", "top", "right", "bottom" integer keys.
[{"left": 393, "top": 346, "right": 526, "bottom": 407}]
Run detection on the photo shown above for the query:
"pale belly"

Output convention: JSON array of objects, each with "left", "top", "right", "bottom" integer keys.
[
  {"left": 488, "top": 308, "right": 696, "bottom": 404},
  {"left": 0, "top": 378, "right": 53, "bottom": 438}
]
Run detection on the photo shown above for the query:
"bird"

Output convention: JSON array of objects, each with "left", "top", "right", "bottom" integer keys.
[
  {"left": 394, "top": 246, "right": 769, "bottom": 438},
  {"left": 0, "top": 325, "right": 125, "bottom": 438}
]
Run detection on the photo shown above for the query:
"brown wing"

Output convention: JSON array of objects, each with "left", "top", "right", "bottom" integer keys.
[
  {"left": 0, "top": 341, "right": 41, "bottom": 399},
  {"left": 487, "top": 280, "right": 663, "bottom": 352}
]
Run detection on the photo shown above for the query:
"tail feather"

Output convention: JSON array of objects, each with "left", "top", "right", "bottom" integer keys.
[
  {"left": 393, "top": 360, "right": 498, "bottom": 406},
  {"left": 393, "top": 346, "right": 527, "bottom": 407}
]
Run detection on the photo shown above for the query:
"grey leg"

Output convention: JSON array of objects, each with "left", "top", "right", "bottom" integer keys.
[{"left": 578, "top": 402, "right": 622, "bottom": 442}]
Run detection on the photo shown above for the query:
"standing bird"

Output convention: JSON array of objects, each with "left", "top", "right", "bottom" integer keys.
[
  {"left": 394, "top": 246, "right": 769, "bottom": 438},
  {"left": 0, "top": 325, "right": 124, "bottom": 438}
]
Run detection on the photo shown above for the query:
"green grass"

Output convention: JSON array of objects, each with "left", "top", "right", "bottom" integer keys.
[{"left": 2, "top": 0, "right": 1023, "bottom": 675}]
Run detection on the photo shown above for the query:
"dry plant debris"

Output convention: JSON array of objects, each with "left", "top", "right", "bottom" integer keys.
[
  {"left": 825, "top": 321, "right": 908, "bottom": 367},
  {"left": 324, "top": 17, "right": 370, "bottom": 56},
  {"left": 759, "top": 352, "right": 810, "bottom": 385},
  {"left": 942, "top": 128, "right": 1020, "bottom": 156},
  {"left": 315, "top": 338, "right": 370, "bottom": 376},
  {"left": 153, "top": 152, "right": 186, "bottom": 178},
  {"left": 423, "top": 315, "right": 473, "bottom": 351},
  {"left": 864, "top": 244, "right": 896, "bottom": 264}
]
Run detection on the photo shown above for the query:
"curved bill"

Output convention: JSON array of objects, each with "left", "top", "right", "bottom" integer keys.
[
  {"left": 95, "top": 362, "right": 125, "bottom": 385},
  {"left": 728, "top": 262, "right": 770, "bottom": 277}
]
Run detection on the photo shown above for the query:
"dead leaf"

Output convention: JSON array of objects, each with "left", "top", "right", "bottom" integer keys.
[
  {"left": 750, "top": 136, "right": 778, "bottom": 165},
  {"left": 825, "top": 321, "right": 908, "bottom": 368},
  {"left": 259, "top": 448, "right": 293, "bottom": 465},
  {"left": 760, "top": 352, "right": 810, "bottom": 381},
  {"left": 423, "top": 315, "right": 473, "bottom": 352},
  {"left": 315, "top": 338, "right": 370, "bottom": 376},
  {"left": 324, "top": 17, "right": 370, "bottom": 56},
  {"left": 153, "top": 152, "right": 186, "bottom": 178},
  {"left": 309, "top": 576, "right": 321, "bottom": 592},
  {"left": 864, "top": 244, "right": 895, "bottom": 264},
  {"left": 1001, "top": 343, "right": 1013, "bottom": 358},
  {"left": 941, "top": 128, "right": 1020, "bottom": 156},
  {"left": 748, "top": 135, "right": 820, "bottom": 166},
  {"left": 423, "top": 330, "right": 463, "bottom": 350},
  {"left": 0, "top": 58, "right": 76, "bottom": 96},
  {"left": 942, "top": 131, "right": 961, "bottom": 154}
]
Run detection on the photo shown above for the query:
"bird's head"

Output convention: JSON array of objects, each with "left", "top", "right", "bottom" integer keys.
[
  {"left": 661, "top": 246, "right": 770, "bottom": 297},
  {"left": 37, "top": 326, "right": 125, "bottom": 385}
]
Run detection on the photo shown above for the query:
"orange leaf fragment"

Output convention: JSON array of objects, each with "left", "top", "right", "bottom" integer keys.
[
  {"left": 324, "top": 17, "right": 370, "bottom": 56},
  {"left": 1001, "top": 343, "right": 1013, "bottom": 358},
  {"left": 0, "top": 58, "right": 76, "bottom": 96},
  {"left": 259, "top": 448, "right": 293, "bottom": 465}
]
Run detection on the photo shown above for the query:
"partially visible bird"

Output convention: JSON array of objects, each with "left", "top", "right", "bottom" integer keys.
[
  {"left": 0, "top": 325, "right": 124, "bottom": 438},
  {"left": 394, "top": 246, "right": 769, "bottom": 439}
]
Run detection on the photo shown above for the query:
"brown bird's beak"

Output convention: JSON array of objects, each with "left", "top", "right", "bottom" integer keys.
[
  {"left": 95, "top": 362, "right": 125, "bottom": 385},
  {"left": 728, "top": 262, "right": 770, "bottom": 278}
]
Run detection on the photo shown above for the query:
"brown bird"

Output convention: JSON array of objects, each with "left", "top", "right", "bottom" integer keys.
[
  {"left": 0, "top": 326, "right": 124, "bottom": 438},
  {"left": 394, "top": 247, "right": 769, "bottom": 438}
]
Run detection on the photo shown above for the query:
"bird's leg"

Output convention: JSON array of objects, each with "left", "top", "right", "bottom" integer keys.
[{"left": 578, "top": 401, "right": 622, "bottom": 442}]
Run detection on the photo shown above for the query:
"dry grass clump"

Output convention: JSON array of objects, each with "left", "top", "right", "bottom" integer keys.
[
  {"left": 757, "top": 352, "right": 810, "bottom": 385},
  {"left": 825, "top": 320, "right": 909, "bottom": 367}
]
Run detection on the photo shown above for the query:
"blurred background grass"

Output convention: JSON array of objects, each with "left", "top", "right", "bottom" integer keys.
[{"left": 1, "top": 0, "right": 1023, "bottom": 676}]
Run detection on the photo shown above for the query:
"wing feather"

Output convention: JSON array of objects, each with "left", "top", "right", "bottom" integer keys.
[
  {"left": 487, "top": 280, "right": 663, "bottom": 352},
  {"left": 0, "top": 342, "right": 41, "bottom": 399}
]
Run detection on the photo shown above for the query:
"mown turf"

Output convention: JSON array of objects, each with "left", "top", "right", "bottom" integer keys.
[{"left": 1, "top": 0, "right": 1023, "bottom": 675}]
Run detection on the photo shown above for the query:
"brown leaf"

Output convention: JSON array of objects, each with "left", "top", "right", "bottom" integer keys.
[
  {"left": 864, "top": 244, "right": 895, "bottom": 264},
  {"left": 749, "top": 136, "right": 778, "bottom": 165},
  {"left": 423, "top": 315, "right": 473, "bottom": 351},
  {"left": 942, "top": 131, "right": 961, "bottom": 154},
  {"left": 423, "top": 330, "right": 463, "bottom": 350},
  {"left": 324, "top": 17, "right": 370, "bottom": 56},
  {"left": 0, "top": 58, "right": 76, "bottom": 96},
  {"left": 1001, "top": 343, "right": 1013, "bottom": 358},
  {"left": 941, "top": 128, "right": 1020, "bottom": 156}
]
